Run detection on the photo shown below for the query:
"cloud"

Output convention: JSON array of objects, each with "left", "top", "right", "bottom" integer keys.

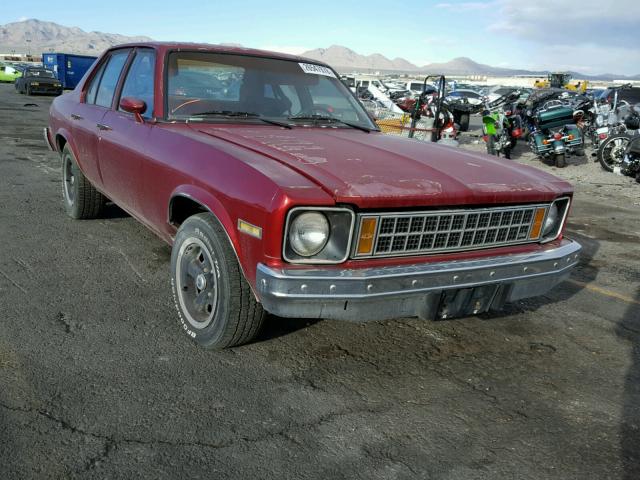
[
  {"left": 259, "top": 45, "right": 309, "bottom": 56},
  {"left": 489, "top": 0, "right": 640, "bottom": 48},
  {"left": 484, "top": 0, "right": 640, "bottom": 75},
  {"left": 18, "top": 16, "right": 29, "bottom": 21}
]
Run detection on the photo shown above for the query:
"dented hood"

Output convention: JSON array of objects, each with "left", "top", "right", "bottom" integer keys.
[{"left": 194, "top": 126, "right": 572, "bottom": 209}]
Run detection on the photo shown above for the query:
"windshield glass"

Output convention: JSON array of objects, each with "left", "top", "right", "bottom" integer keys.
[
  {"left": 166, "top": 52, "right": 375, "bottom": 129},
  {"left": 28, "top": 69, "right": 55, "bottom": 78}
]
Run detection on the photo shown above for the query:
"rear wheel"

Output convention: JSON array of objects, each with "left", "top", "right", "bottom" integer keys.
[
  {"left": 598, "top": 134, "right": 631, "bottom": 172},
  {"left": 61, "top": 145, "right": 105, "bottom": 219},
  {"left": 554, "top": 152, "right": 566, "bottom": 168},
  {"left": 171, "top": 213, "right": 265, "bottom": 349},
  {"left": 486, "top": 135, "right": 496, "bottom": 155}
]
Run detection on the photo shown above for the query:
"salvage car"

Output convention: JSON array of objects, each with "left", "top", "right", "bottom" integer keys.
[
  {"left": 0, "top": 64, "right": 22, "bottom": 82},
  {"left": 16, "top": 67, "right": 62, "bottom": 95},
  {"left": 45, "top": 42, "right": 582, "bottom": 349}
]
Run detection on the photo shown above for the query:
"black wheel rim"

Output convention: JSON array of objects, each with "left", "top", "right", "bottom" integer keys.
[
  {"left": 176, "top": 238, "right": 218, "bottom": 329},
  {"left": 63, "top": 154, "right": 75, "bottom": 205}
]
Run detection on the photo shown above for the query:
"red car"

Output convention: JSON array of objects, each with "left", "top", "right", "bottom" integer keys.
[{"left": 45, "top": 42, "right": 581, "bottom": 349}]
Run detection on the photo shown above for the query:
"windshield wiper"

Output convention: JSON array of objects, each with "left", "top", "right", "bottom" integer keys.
[
  {"left": 188, "top": 111, "right": 292, "bottom": 129},
  {"left": 288, "top": 114, "right": 373, "bottom": 133}
]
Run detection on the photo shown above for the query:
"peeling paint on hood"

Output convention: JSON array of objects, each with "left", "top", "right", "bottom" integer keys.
[{"left": 195, "top": 125, "right": 573, "bottom": 209}]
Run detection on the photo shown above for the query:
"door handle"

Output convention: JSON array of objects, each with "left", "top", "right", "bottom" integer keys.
[
  {"left": 96, "top": 123, "right": 112, "bottom": 131},
  {"left": 70, "top": 113, "right": 83, "bottom": 120}
]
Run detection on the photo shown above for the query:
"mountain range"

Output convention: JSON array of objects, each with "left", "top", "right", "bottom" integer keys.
[
  {"left": 0, "top": 19, "right": 151, "bottom": 55},
  {"left": 300, "top": 45, "right": 640, "bottom": 81},
  {"left": 1, "top": 19, "right": 638, "bottom": 80}
]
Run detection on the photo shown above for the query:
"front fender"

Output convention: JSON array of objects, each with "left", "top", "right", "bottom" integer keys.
[{"left": 168, "top": 185, "right": 257, "bottom": 295}]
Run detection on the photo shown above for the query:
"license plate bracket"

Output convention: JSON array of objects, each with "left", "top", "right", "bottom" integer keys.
[{"left": 436, "top": 284, "right": 500, "bottom": 320}]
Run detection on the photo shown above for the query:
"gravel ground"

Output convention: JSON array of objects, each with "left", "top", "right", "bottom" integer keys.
[{"left": 0, "top": 83, "right": 639, "bottom": 479}]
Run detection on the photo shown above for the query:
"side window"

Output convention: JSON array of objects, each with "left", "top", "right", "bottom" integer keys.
[
  {"left": 85, "top": 62, "right": 107, "bottom": 104},
  {"left": 119, "top": 49, "right": 156, "bottom": 118},
  {"left": 94, "top": 50, "right": 130, "bottom": 108}
]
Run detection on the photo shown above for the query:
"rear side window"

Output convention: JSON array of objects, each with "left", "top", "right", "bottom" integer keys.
[
  {"left": 119, "top": 49, "right": 156, "bottom": 118},
  {"left": 94, "top": 50, "right": 130, "bottom": 108},
  {"left": 86, "top": 62, "right": 107, "bottom": 104}
]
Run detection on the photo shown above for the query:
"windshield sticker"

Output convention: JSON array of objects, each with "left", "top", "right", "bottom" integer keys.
[{"left": 298, "top": 63, "right": 336, "bottom": 78}]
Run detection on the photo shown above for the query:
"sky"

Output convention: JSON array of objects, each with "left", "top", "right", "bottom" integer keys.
[{"left": 2, "top": 0, "right": 639, "bottom": 76}]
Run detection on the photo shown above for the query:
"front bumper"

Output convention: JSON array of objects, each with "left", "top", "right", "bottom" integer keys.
[
  {"left": 256, "top": 239, "right": 581, "bottom": 321},
  {"left": 43, "top": 127, "right": 56, "bottom": 151}
]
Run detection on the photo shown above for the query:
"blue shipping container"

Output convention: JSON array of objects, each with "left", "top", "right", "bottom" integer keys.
[{"left": 42, "top": 53, "right": 97, "bottom": 89}]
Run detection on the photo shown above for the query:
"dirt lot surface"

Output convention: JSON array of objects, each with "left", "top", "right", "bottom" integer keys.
[{"left": 1, "top": 83, "right": 639, "bottom": 479}]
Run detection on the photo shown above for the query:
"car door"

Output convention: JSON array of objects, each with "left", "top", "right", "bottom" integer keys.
[
  {"left": 69, "top": 49, "right": 131, "bottom": 187},
  {"left": 97, "top": 48, "right": 156, "bottom": 217}
]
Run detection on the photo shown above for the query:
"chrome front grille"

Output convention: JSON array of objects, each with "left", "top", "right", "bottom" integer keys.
[{"left": 353, "top": 204, "right": 549, "bottom": 258}]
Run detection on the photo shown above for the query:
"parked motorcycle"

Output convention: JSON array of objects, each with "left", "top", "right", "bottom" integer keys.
[
  {"left": 618, "top": 135, "right": 640, "bottom": 182},
  {"left": 588, "top": 84, "right": 639, "bottom": 156},
  {"left": 481, "top": 92, "right": 523, "bottom": 159},
  {"left": 523, "top": 90, "right": 584, "bottom": 167},
  {"left": 597, "top": 132, "right": 639, "bottom": 172}
]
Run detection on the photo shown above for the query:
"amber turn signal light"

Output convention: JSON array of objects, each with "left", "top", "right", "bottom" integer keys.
[
  {"left": 528, "top": 207, "right": 547, "bottom": 239},
  {"left": 356, "top": 218, "right": 378, "bottom": 255}
]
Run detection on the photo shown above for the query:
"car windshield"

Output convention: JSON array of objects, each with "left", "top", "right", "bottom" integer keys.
[
  {"left": 28, "top": 69, "right": 56, "bottom": 78},
  {"left": 166, "top": 52, "right": 376, "bottom": 130}
]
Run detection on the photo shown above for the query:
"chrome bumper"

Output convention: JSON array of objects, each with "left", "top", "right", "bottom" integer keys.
[
  {"left": 256, "top": 239, "right": 581, "bottom": 321},
  {"left": 43, "top": 127, "right": 56, "bottom": 151}
]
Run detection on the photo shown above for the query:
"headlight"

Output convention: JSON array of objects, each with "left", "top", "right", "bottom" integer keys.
[
  {"left": 284, "top": 208, "right": 355, "bottom": 264},
  {"left": 289, "top": 212, "right": 329, "bottom": 257},
  {"left": 542, "top": 204, "right": 558, "bottom": 236},
  {"left": 31, "top": 82, "right": 39, "bottom": 86},
  {"left": 541, "top": 197, "right": 570, "bottom": 242}
]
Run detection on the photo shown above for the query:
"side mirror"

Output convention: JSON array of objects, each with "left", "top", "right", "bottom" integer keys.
[{"left": 120, "top": 97, "right": 146, "bottom": 123}]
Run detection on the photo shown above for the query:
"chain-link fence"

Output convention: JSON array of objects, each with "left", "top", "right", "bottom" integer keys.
[{"left": 361, "top": 100, "right": 436, "bottom": 141}]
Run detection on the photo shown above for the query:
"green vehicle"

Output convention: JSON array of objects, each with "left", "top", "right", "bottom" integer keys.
[
  {"left": 527, "top": 101, "right": 583, "bottom": 168},
  {"left": 482, "top": 92, "right": 522, "bottom": 159},
  {"left": 0, "top": 64, "right": 22, "bottom": 83}
]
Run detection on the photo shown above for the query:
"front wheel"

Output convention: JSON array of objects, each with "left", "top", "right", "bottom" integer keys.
[
  {"left": 171, "top": 213, "right": 265, "bottom": 349},
  {"left": 458, "top": 113, "right": 470, "bottom": 132},
  {"left": 598, "top": 134, "right": 632, "bottom": 172},
  {"left": 554, "top": 152, "right": 566, "bottom": 168}
]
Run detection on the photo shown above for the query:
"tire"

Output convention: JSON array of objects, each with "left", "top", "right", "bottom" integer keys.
[
  {"left": 598, "top": 134, "right": 632, "bottom": 172},
  {"left": 26, "top": 86, "right": 32, "bottom": 95},
  {"left": 554, "top": 153, "right": 566, "bottom": 168},
  {"left": 171, "top": 213, "right": 265, "bottom": 349},
  {"left": 61, "top": 145, "right": 105, "bottom": 219},
  {"left": 503, "top": 146, "right": 511, "bottom": 159},
  {"left": 486, "top": 135, "right": 496, "bottom": 155},
  {"left": 458, "top": 113, "right": 470, "bottom": 132}
]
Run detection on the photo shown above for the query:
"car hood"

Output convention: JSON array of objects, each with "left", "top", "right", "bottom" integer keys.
[{"left": 194, "top": 125, "right": 572, "bottom": 209}]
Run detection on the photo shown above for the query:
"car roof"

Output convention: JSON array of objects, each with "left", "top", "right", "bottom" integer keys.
[{"left": 105, "top": 41, "right": 330, "bottom": 67}]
